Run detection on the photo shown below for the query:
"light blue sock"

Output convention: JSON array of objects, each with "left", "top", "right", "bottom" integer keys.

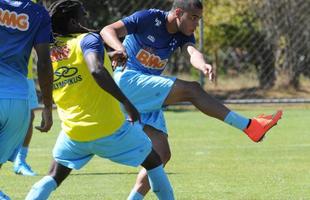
[
  {"left": 16, "top": 147, "right": 28, "bottom": 163},
  {"left": 147, "top": 165, "right": 174, "bottom": 200},
  {"left": 25, "top": 176, "right": 57, "bottom": 200},
  {"left": 127, "top": 190, "right": 144, "bottom": 200},
  {"left": 224, "top": 111, "right": 250, "bottom": 130}
]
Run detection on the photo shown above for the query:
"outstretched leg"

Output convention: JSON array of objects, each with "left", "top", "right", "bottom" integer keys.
[
  {"left": 25, "top": 160, "right": 72, "bottom": 200},
  {"left": 165, "top": 79, "right": 232, "bottom": 120},
  {"left": 164, "top": 79, "right": 282, "bottom": 142}
]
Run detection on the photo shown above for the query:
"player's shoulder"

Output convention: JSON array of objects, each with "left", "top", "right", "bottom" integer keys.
[
  {"left": 23, "top": 1, "right": 47, "bottom": 13},
  {"left": 134, "top": 9, "right": 166, "bottom": 19},
  {"left": 147, "top": 8, "right": 167, "bottom": 19},
  {"left": 36, "top": 4, "right": 49, "bottom": 17},
  {"left": 80, "top": 32, "right": 104, "bottom": 49},
  {"left": 82, "top": 32, "right": 102, "bottom": 43}
]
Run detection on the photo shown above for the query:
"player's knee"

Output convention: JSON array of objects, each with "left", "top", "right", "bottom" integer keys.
[
  {"left": 182, "top": 81, "right": 202, "bottom": 99},
  {"left": 160, "top": 149, "right": 171, "bottom": 165},
  {"left": 47, "top": 161, "right": 71, "bottom": 186},
  {"left": 189, "top": 81, "right": 202, "bottom": 93},
  {"left": 141, "top": 149, "right": 162, "bottom": 170}
]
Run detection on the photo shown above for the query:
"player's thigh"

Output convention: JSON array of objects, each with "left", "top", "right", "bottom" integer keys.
[
  {"left": 164, "top": 78, "right": 202, "bottom": 105},
  {"left": 0, "top": 99, "right": 30, "bottom": 163},
  {"left": 114, "top": 68, "right": 176, "bottom": 112},
  {"left": 143, "top": 125, "right": 171, "bottom": 164},
  {"left": 94, "top": 122, "right": 152, "bottom": 167},
  {"left": 140, "top": 110, "right": 168, "bottom": 134},
  {"left": 52, "top": 131, "right": 93, "bottom": 170},
  {"left": 27, "top": 79, "right": 39, "bottom": 110}
]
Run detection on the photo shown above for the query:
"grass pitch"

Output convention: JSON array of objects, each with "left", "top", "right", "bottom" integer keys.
[{"left": 1, "top": 106, "right": 310, "bottom": 200}]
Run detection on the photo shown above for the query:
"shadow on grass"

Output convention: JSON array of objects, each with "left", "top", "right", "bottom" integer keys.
[{"left": 68, "top": 172, "right": 177, "bottom": 176}]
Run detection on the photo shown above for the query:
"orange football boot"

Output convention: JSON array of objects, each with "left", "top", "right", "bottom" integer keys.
[{"left": 244, "top": 110, "right": 283, "bottom": 142}]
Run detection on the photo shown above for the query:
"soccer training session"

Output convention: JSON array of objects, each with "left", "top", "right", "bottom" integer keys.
[{"left": 0, "top": 0, "right": 309, "bottom": 199}]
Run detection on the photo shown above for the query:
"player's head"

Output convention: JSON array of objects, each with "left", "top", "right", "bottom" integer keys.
[
  {"left": 171, "top": 0, "right": 203, "bottom": 36},
  {"left": 49, "top": 0, "right": 89, "bottom": 35}
]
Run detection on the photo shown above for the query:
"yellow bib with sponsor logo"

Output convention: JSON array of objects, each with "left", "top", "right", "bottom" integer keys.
[{"left": 51, "top": 33, "right": 125, "bottom": 142}]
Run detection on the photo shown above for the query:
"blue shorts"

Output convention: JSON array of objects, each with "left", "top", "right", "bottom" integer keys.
[
  {"left": 27, "top": 79, "right": 38, "bottom": 110},
  {"left": 53, "top": 121, "right": 152, "bottom": 170},
  {"left": 0, "top": 99, "right": 30, "bottom": 164},
  {"left": 114, "top": 67, "right": 176, "bottom": 133}
]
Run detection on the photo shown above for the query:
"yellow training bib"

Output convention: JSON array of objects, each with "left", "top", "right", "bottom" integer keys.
[{"left": 51, "top": 33, "right": 125, "bottom": 141}]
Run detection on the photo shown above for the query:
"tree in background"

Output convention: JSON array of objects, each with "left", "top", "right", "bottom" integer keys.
[
  {"left": 202, "top": 0, "right": 276, "bottom": 89},
  {"left": 253, "top": 0, "right": 310, "bottom": 89}
]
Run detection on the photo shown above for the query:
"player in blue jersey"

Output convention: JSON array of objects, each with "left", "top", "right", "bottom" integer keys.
[
  {"left": 100, "top": 0, "right": 283, "bottom": 199},
  {"left": 25, "top": 1, "right": 174, "bottom": 199},
  {"left": 0, "top": 0, "right": 53, "bottom": 199},
  {"left": 12, "top": 52, "right": 39, "bottom": 176}
]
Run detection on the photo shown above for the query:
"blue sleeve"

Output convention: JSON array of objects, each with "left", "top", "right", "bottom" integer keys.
[
  {"left": 180, "top": 34, "right": 196, "bottom": 48},
  {"left": 122, "top": 10, "right": 154, "bottom": 34},
  {"left": 80, "top": 33, "right": 104, "bottom": 56},
  {"left": 34, "top": 8, "right": 52, "bottom": 44}
]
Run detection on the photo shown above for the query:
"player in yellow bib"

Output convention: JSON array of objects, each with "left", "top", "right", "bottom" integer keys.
[{"left": 26, "top": 1, "right": 174, "bottom": 199}]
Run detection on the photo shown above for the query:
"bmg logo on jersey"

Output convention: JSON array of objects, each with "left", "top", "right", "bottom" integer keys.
[
  {"left": 136, "top": 49, "right": 168, "bottom": 70},
  {"left": 0, "top": 8, "right": 29, "bottom": 31}
]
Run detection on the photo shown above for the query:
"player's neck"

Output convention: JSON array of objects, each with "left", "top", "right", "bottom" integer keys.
[{"left": 166, "top": 12, "right": 179, "bottom": 34}]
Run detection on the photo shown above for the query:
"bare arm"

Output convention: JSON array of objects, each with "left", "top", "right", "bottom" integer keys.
[
  {"left": 182, "top": 43, "right": 214, "bottom": 81},
  {"left": 34, "top": 43, "right": 53, "bottom": 132},
  {"left": 100, "top": 20, "right": 128, "bottom": 51},
  {"left": 84, "top": 51, "right": 140, "bottom": 123},
  {"left": 100, "top": 21, "right": 129, "bottom": 68}
]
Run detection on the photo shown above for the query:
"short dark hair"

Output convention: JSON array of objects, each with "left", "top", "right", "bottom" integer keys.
[
  {"left": 171, "top": 0, "right": 203, "bottom": 11},
  {"left": 48, "top": 0, "right": 83, "bottom": 35}
]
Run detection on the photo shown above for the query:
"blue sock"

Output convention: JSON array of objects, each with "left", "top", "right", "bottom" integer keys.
[
  {"left": 16, "top": 147, "right": 28, "bottom": 163},
  {"left": 127, "top": 190, "right": 144, "bottom": 200},
  {"left": 25, "top": 176, "right": 57, "bottom": 200},
  {"left": 224, "top": 111, "right": 250, "bottom": 130},
  {"left": 147, "top": 165, "right": 174, "bottom": 200}
]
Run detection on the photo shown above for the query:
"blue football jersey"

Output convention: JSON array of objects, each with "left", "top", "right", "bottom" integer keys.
[
  {"left": 0, "top": 0, "right": 51, "bottom": 99},
  {"left": 122, "top": 9, "right": 195, "bottom": 75}
]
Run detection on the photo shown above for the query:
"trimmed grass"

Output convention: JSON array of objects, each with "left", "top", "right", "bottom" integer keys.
[{"left": 1, "top": 106, "right": 310, "bottom": 199}]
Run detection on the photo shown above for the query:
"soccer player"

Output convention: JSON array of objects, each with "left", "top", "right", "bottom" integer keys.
[
  {"left": 25, "top": 1, "right": 174, "bottom": 199},
  {"left": 0, "top": 0, "right": 54, "bottom": 199},
  {"left": 100, "top": 0, "right": 283, "bottom": 199},
  {"left": 12, "top": 52, "right": 39, "bottom": 176}
]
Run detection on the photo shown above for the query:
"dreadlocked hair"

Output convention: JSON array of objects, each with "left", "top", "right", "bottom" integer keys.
[
  {"left": 171, "top": 0, "right": 203, "bottom": 11},
  {"left": 49, "top": 0, "right": 93, "bottom": 36}
]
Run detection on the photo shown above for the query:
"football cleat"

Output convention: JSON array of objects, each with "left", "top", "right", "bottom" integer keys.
[
  {"left": 244, "top": 110, "right": 283, "bottom": 142},
  {"left": 0, "top": 191, "right": 11, "bottom": 200},
  {"left": 14, "top": 162, "right": 36, "bottom": 176}
]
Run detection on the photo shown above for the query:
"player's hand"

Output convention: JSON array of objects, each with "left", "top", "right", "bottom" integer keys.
[
  {"left": 201, "top": 63, "right": 215, "bottom": 82},
  {"left": 108, "top": 50, "right": 128, "bottom": 70},
  {"left": 123, "top": 100, "right": 141, "bottom": 124},
  {"left": 35, "top": 106, "right": 53, "bottom": 132}
]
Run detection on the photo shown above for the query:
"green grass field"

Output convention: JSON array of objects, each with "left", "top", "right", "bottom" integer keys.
[{"left": 1, "top": 106, "right": 310, "bottom": 200}]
